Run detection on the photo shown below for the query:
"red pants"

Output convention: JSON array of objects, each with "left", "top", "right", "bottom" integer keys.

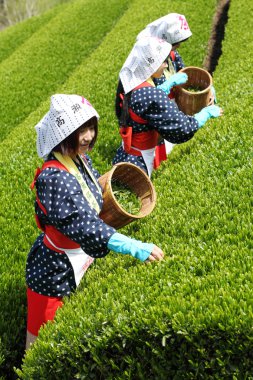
[
  {"left": 27, "top": 287, "right": 63, "bottom": 336},
  {"left": 154, "top": 143, "right": 167, "bottom": 169}
]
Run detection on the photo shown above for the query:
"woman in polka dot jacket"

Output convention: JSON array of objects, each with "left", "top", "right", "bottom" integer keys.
[
  {"left": 136, "top": 13, "right": 194, "bottom": 160},
  {"left": 113, "top": 37, "right": 222, "bottom": 177},
  {"left": 26, "top": 94, "right": 164, "bottom": 349}
]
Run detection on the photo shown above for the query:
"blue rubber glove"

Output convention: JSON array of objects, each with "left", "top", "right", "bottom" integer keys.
[
  {"left": 194, "top": 105, "right": 221, "bottom": 128},
  {"left": 107, "top": 232, "right": 154, "bottom": 262},
  {"left": 157, "top": 73, "right": 188, "bottom": 95}
]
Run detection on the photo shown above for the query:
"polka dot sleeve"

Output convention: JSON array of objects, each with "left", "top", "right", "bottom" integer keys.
[
  {"left": 131, "top": 87, "right": 199, "bottom": 144},
  {"left": 36, "top": 168, "right": 116, "bottom": 258}
]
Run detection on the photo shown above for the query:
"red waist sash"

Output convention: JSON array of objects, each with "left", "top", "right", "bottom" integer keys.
[
  {"left": 120, "top": 127, "right": 158, "bottom": 156},
  {"left": 31, "top": 160, "right": 81, "bottom": 252},
  {"left": 120, "top": 81, "right": 158, "bottom": 156}
]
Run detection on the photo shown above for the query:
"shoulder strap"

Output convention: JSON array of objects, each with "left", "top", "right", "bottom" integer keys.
[
  {"left": 128, "top": 79, "right": 155, "bottom": 124},
  {"left": 30, "top": 160, "right": 69, "bottom": 190},
  {"left": 42, "top": 160, "right": 68, "bottom": 172},
  {"left": 53, "top": 152, "right": 101, "bottom": 213},
  {"left": 119, "top": 79, "right": 155, "bottom": 129},
  {"left": 170, "top": 51, "right": 176, "bottom": 61},
  {"left": 119, "top": 80, "right": 154, "bottom": 103},
  {"left": 31, "top": 154, "right": 101, "bottom": 214},
  {"left": 133, "top": 79, "right": 155, "bottom": 91}
]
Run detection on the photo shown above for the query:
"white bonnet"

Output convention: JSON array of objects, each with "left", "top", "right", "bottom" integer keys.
[
  {"left": 137, "top": 13, "right": 192, "bottom": 45},
  {"left": 119, "top": 37, "right": 172, "bottom": 94},
  {"left": 35, "top": 94, "right": 99, "bottom": 158}
]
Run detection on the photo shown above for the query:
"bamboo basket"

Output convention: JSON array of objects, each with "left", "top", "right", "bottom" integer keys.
[
  {"left": 174, "top": 66, "right": 213, "bottom": 115},
  {"left": 98, "top": 162, "right": 156, "bottom": 229}
]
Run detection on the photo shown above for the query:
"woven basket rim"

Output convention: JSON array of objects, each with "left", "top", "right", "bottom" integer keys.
[
  {"left": 178, "top": 66, "right": 212, "bottom": 94},
  {"left": 104, "top": 162, "right": 156, "bottom": 218}
]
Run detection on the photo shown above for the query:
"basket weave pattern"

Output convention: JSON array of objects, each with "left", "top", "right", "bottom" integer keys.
[
  {"left": 174, "top": 66, "right": 213, "bottom": 115},
  {"left": 98, "top": 162, "right": 156, "bottom": 229}
]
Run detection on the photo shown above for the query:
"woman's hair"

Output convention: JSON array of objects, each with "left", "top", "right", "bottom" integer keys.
[
  {"left": 53, "top": 116, "right": 98, "bottom": 156},
  {"left": 115, "top": 79, "right": 124, "bottom": 120},
  {"left": 172, "top": 37, "right": 189, "bottom": 46},
  {"left": 115, "top": 79, "right": 131, "bottom": 126}
]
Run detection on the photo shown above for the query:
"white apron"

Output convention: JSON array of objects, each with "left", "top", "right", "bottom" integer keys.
[
  {"left": 45, "top": 235, "right": 94, "bottom": 287},
  {"left": 125, "top": 142, "right": 155, "bottom": 177}
]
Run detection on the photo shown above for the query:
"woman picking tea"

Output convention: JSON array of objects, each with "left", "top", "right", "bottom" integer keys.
[
  {"left": 26, "top": 94, "right": 164, "bottom": 349},
  {"left": 136, "top": 13, "right": 216, "bottom": 163},
  {"left": 113, "top": 37, "right": 222, "bottom": 177}
]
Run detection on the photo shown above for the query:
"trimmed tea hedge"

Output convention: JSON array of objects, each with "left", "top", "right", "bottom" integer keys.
[
  {"left": 0, "top": 3, "right": 69, "bottom": 64},
  {"left": 0, "top": 0, "right": 132, "bottom": 143}
]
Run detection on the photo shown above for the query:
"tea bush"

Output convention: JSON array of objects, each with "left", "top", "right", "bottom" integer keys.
[
  {"left": 0, "top": 3, "right": 68, "bottom": 63},
  {"left": 0, "top": 0, "right": 131, "bottom": 142}
]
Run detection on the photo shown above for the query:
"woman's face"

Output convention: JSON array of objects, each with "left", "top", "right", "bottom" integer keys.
[
  {"left": 77, "top": 125, "right": 95, "bottom": 155},
  {"left": 152, "top": 61, "right": 168, "bottom": 78}
]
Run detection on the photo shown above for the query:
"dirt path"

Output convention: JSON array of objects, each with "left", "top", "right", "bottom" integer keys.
[{"left": 203, "top": 0, "right": 230, "bottom": 75}]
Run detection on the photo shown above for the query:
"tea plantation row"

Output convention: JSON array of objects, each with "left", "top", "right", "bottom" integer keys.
[{"left": 0, "top": 0, "right": 133, "bottom": 143}]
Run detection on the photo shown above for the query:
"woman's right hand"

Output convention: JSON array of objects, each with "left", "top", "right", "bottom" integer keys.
[
  {"left": 107, "top": 233, "right": 164, "bottom": 262},
  {"left": 194, "top": 105, "right": 223, "bottom": 128},
  {"left": 145, "top": 245, "right": 164, "bottom": 263}
]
